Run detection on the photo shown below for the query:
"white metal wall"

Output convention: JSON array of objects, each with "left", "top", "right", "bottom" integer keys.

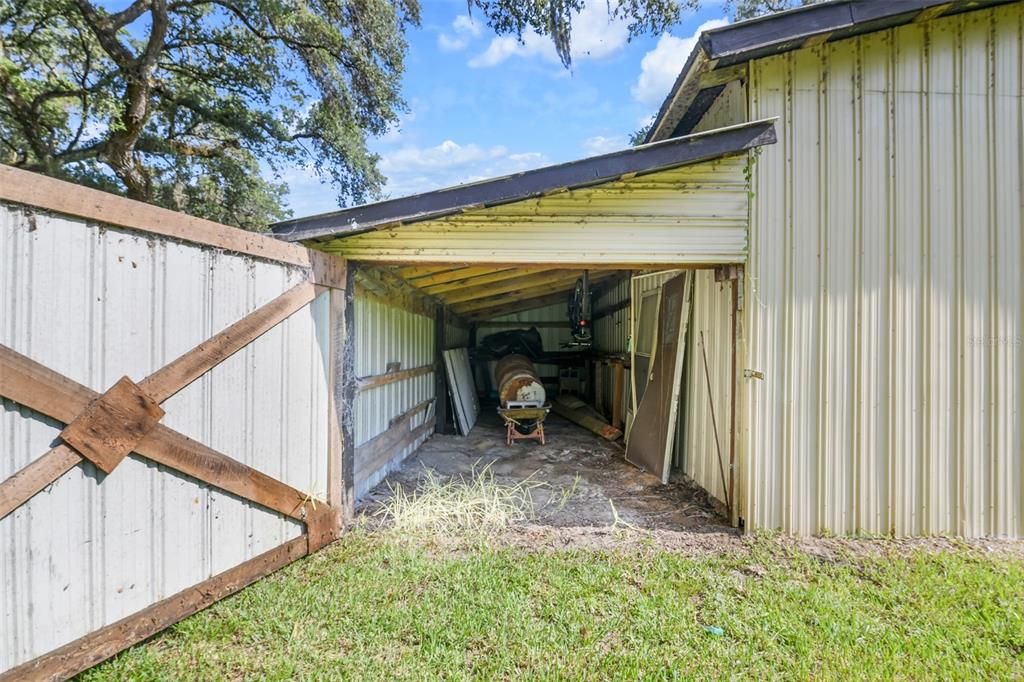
[
  {"left": 0, "top": 204, "right": 329, "bottom": 669},
  {"left": 593, "top": 278, "right": 631, "bottom": 354},
  {"left": 744, "top": 4, "right": 1023, "bottom": 536},
  {"left": 682, "top": 271, "right": 735, "bottom": 507},
  {"left": 352, "top": 293, "right": 434, "bottom": 497},
  {"left": 322, "top": 160, "right": 751, "bottom": 265},
  {"left": 476, "top": 303, "right": 567, "bottom": 396}
]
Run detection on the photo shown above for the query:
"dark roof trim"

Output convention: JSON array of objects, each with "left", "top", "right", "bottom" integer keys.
[
  {"left": 646, "top": 0, "right": 1015, "bottom": 143},
  {"left": 273, "top": 118, "right": 777, "bottom": 243}
]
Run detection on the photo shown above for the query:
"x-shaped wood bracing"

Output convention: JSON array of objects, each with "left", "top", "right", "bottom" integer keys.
[{"left": 0, "top": 278, "right": 341, "bottom": 551}]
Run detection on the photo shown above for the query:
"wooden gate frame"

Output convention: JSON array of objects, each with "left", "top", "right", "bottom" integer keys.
[{"left": 0, "top": 166, "right": 353, "bottom": 681}]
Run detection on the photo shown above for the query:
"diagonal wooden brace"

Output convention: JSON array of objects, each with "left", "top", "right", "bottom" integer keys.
[{"left": 60, "top": 376, "right": 165, "bottom": 474}]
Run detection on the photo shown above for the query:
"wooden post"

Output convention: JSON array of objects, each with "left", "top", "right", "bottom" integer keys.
[
  {"left": 326, "top": 281, "right": 346, "bottom": 533},
  {"left": 611, "top": 359, "right": 625, "bottom": 430},
  {"left": 339, "top": 264, "right": 358, "bottom": 522},
  {"left": 434, "top": 305, "right": 450, "bottom": 435}
]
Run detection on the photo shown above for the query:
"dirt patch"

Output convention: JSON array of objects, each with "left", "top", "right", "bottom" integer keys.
[{"left": 360, "top": 411, "right": 734, "bottom": 534}]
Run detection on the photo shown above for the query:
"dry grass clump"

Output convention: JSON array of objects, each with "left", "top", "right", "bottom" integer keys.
[{"left": 374, "top": 462, "right": 543, "bottom": 536}]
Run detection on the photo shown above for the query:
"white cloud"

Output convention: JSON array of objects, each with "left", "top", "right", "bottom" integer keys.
[
  {"left": 438, "top": 14, "right": 483, "bottom": 52},
  {"left": 379, "top": 139, "right": 547, "bottom": 198},
  {"left": 453, "top": 15, "right": 482, "bottom": 37},
  {"left": 631, "top": 18, "right": 730, "bottom": 106},
  {"left": 470, "top": 2, "right": 628, "bottom": 68},
  {"left": 581, "top": 135, "right": 628, "bottom": 156}
]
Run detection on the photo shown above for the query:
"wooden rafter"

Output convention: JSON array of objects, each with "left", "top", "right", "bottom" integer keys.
[
  {"left": 452, "top": 271, "right": 619, "bottom": 315},
  {"left": 400, "top": 265, "right": 518, "bottom": 288},
  {"left": 419, "top": 267, "right": 536, "bottom": 295},
  {"left": 464, "top": 291, "right": 572, "bottom": 321},
  {"left": 439, "top": 269, "right": 584, "bottom": 305}
]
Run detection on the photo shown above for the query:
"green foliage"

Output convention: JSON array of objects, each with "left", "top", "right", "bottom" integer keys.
[
  {"left": 1, "top": 0, "right": 420, "bottom": 229},
  {"left": 82, "top": 533, "right": 1024, "bottom": 680},
  {"left": 727, "top": 0, "right": 821, "bottom": 20},
  {"left": 629, "top": 121, "right": 653, "bottom": 146},
  {"left": 1, "top": 0, "right": 704, "bottom": 230}
]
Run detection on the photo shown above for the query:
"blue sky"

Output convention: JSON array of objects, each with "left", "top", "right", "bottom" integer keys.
[{"left": 284, "top": 1, "right": 732, "bottom": 216}]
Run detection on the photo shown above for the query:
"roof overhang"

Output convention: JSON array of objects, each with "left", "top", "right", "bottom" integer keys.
[
  {"left": 272, "top": 118, "right": 777, "bottom": 243},
  {"left": 645, "top": 0, "right": 1017, "bottom": 143}
]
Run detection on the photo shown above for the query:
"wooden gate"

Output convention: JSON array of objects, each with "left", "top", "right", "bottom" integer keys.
[{"left": 0, "top": 166, "right": 352, "bottom": 679}]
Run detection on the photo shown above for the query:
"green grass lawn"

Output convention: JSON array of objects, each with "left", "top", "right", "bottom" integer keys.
[{"left": 82, "top": 531, "right": 1024, "bottom": 680}]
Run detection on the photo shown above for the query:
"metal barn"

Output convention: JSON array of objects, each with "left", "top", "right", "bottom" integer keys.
[
  {"left": 1, "top": 0, "right": 1022, "bottom": 678},
  {"left": 275, "top": 0, "right": 1024, "bottom": 538}
]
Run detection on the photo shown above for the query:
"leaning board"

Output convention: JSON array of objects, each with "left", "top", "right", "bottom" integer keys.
[{"left": 443, "top": 348, "right": 479, "bottom": 435}]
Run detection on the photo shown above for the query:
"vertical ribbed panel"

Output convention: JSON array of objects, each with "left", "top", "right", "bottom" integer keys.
[
  {"left": 0, "top": 205, "right": 328, "bottom": 670},
  {"left": 352, "top": 294, "right": 434, "bottom": 497},
  {"left": 477, "top": 304, "right": 568, "bottom": 395},
  {"left": 745, "top": 4, "right": 1023, "bottom": 537},
  {"left": 444, "top": 319, "right": 471, "bottom": 350},
  {"left": 683, "top": 271, "right": 734, "bottom": 507},
  {"left": 594, "top": 278, "right": 631, "bottom": 354}
]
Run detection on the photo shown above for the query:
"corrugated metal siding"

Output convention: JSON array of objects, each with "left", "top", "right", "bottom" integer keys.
[
  {"left": 693, "top": 79, "right": 748, "bottom": 133},
  {"left": 353, "top": 293, "right": 434, "bottom": 497},
  {"left": 0, "top": 204, "right": 328, "bottom": 670},
  {"left": 744, "top": 4, "right": 1023, "bottom": 536},
  {"left": 444, "top": 318, "right": 471, "bottom": 350},
  {"left": 593, "top": 278, "right": 631, "bottom": 354},
  {"left": 476, "top": 304, "right": 567, "bottom": 395},
  {"left": 321, "top": 160, "right": 750, "bottom": 265},
  {"left": 682, "top": 271, "right": 734, "bottom": 507}
]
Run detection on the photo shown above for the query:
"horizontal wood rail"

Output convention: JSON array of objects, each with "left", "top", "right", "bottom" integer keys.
[
  {"left": 356, "top": 364, "right": 434, "bottom": 392},
  {"left": 0, "top": 164, "right": 345, "bottom": 288},
  {"left": 0, "top": 345, "right": 326, "bottom": 524},
  {"left": 0, "top": 279, "right": 323, "bottom": 520},
  {"left": 0, "top": 535, "right": 309, "bottom": 682}
]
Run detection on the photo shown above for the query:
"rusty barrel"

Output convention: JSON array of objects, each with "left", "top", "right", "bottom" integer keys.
[{"left": 494, "top": 354, "right": 546, "bottom": 407}]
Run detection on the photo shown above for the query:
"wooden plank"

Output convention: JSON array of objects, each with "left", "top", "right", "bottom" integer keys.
[
  {"left": 475, "top": 320, "right": 566, "bottom": 329},
  {"left": 441, "top": 269, "right": 579, "bottom": 305},
  {"left": 435, "top": 307, "right": 450, "bottom": 434},
  {"left": 59, "top": 376, "right": 165, "bottom": 474},
  {"left": 356, "top": 364, "right": 434, "bottom": 392},
  {"left": 0, "top": 345, "right": 322, "bottom": 522},
  {"left": 355, "top": 416, "right": 436, "bottom": 490},
  {"left": 419, "top": 268, "right": 532, "bottom": 295},
  {"left": 0, "top": 164, "right": 312, "bottom": 268},
  {"left": 400, "top": 265, "right": 507, "bottom": 287},
  {"left": 0, "top": 535, "right": 309, "bottom": 682},
  {"left": 1, "top": 278, "right": 320, "bottom": 513},
  {"left": 0, "top": 444, "right": 81, "bottom": 520},
  {"left": 611, "top": 360, "right": 625, "bottom": 431},
  {"left": 339, "top": 265, "right": 358, "bottom": 521},
  {"left": 141, "top": 281, "right": 319, "bottom": 402},
  {"left": 354, "top": 401, "right": 434, "bottom": 478},
  {"left": 465, "top": 291, "right": 572, "bottom": 321},
  {"left": 454, "top": 271, "right": 618, "bottom": 315},
  {"left": 325, "top": 286, "right": 346, "bottom": 532}
]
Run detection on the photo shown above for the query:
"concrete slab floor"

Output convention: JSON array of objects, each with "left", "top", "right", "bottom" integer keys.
[{"left": 360, "top": 411, "right": 734, "bottom": 533}]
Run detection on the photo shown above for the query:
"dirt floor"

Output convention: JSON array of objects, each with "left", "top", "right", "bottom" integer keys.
[{"left": 360, "top": 410, "right": 735, "bottom": 535}]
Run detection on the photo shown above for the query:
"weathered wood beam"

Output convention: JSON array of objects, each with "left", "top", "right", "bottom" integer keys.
[
  {"left": 356, "top": 364, "right": 434, "bottom": 392},
  {"left": 0, "top": 165, "right": 343, "bottom": 285},
  {"left": 453, "top": 271, "right": 618, "bottom": 315},
  {"left": 420, "top": 267, "right": 537, "bottom": 295},
  {"left": 0, "top": 279, "right": 321, "bottom": 517},
  {"left": 0, "top": 536, "right": 308, "bottom": 682},
  {"left": 0, "top": 345, "right": 325, "bottom": 523},
  {"left": 441, "top": 269, "right": 581, "bottom": 305}
]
